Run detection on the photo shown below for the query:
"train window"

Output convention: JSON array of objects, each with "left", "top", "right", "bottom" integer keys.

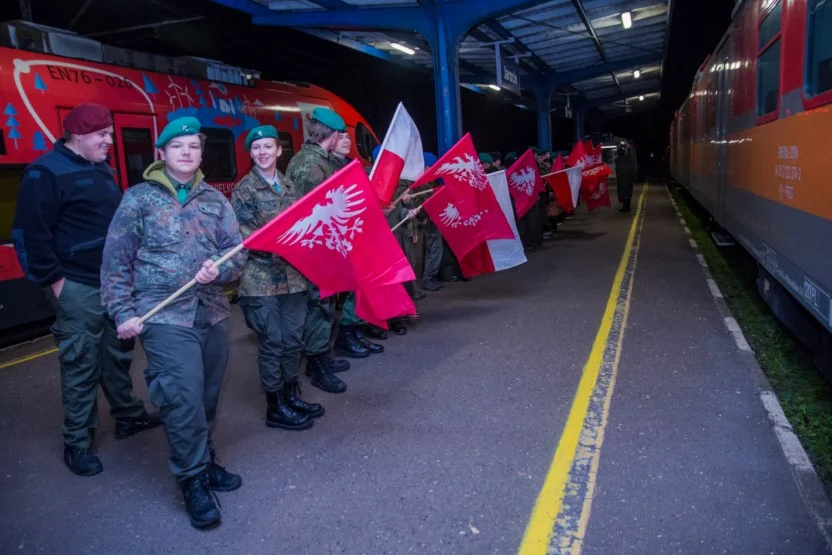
[
  {"left": 806, "top": 0, "right": 832, "bottom": 96},
  {"left": 757, "top": 2, "right": 782, "bottom": 116},
  {"left": 0, "top": 167, "right": 24, "bottom": 243},
  {"left": 759, "top": 2, "right": 781, "bottom": 49},
  {"left": 277, "top": 131, "right": 294, "bottom": 175},
  {"left": 200, "top": 127, "right": 237, "bottom": 181},
  {"left": 120, "top": 128, "right": 154, "bottom": 187},
  {"left": 0, "top": 130, "right": 6, "bottom": 156},
  {"left": 355, "top": 122, "right": 378, "bottom": 162}
]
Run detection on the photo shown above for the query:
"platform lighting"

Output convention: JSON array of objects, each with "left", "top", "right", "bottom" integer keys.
[
  {"left": 488, "top": 84, "right": 501, "bottom": 91},
  {"left": 633, "top": 69, "right": 641, "bottom": 79},
  {"left": 390, "top": 42, "right": 416, "bottom": 55},
  {"left": 639, "top": 95, "right": 645, "bottom": 101},
  {"left": 621, "top": 11, "right": 632, "bottom": 29}
]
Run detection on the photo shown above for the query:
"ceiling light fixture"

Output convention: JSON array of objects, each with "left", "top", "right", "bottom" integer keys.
[
  {"left": 621, "top": 11, "right": 632, "bottom": 29},
  {"left": 488, "top": 84, "right": 501, "bottom": 91},
  {"left": 633, "top": 69, "right": 641, "bottom": 79},
  {"left": 390, "top": 42, "right": 416, "bottom": 55},
  {"left": 639, "top": 95, "right": 645, "bottom": 101}
]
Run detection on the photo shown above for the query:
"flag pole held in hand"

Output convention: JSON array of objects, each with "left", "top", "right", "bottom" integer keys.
[{"left": 137, "top": 243, "right": 245, "bottom": 324}]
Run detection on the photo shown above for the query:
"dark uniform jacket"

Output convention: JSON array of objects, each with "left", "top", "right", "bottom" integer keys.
[{"left": 13, "top": 140, "right": 123, "bottom": 288}]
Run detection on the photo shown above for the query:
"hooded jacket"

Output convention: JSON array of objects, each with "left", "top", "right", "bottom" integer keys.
[{"left": 101, "top": 161, "right": 245, "bottom": 327}]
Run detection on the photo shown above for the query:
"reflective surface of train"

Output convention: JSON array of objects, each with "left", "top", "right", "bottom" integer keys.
[{"left": 670, "top": 0, "right": 832, "bottom": 368}]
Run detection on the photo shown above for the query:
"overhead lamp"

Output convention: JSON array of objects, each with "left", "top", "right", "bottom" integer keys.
[
  {"left": 633, "top": 69, "right": 641, "bottom": 79},
  {"left": 621, "top": 11, "right": 632, "bottom": 29},
  {"left": 488, "top": 84, "right": 501, "bottom": 91},
  {"left": 639, "top": 95, "right": 645, "bottom": 101},
  {"left": 390, "top": 42, "right": 416, "bottom": 55}
]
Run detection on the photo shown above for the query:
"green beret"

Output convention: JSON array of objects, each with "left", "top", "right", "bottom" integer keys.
[
  {"left": 478, "top": 152, "right": 493, "bottom": 164},
  {"left": 245, "top": 125, "right": 279, "bottom": 150},
  {"left": 156, "top": 117, "right": 201, "bottom": 148},
  {"left": 311, "top": 107, "right": 346, "bottom": 132},
  {"left": 505, "top": 151, "right": 517, "bottom": 159}
]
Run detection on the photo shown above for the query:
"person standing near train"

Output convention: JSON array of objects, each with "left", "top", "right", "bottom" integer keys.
[
  {"left": 11, "top": 103, "right": 160, "bottom": 477},
  {"left": 101, "top": 117, "right": 247, "bottom": 529},
  {"left": 231, "top": 125, "right": 323, "bottom": 432}
]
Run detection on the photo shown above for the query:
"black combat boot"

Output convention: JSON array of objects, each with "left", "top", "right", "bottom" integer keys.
[
  {"left": 353, "top": 327, "right": 384, "bottom": 354},
  {"left": 265, "top": 391, "right": 313, "bottom": 430},
  {"left": 361, "top": 323, "right": 389, "bottom": 340},
  {"left": 388, "top": 318, "right": 407, "bottom": 336},
  {"left": 325, "top": 353, "right": 351, "bottom": 373},
  {"left": 308, "top": 355, "right": 347, "bottom": 394},
  {"left": 207, "top": 449, "right": 242, "bottom": 491},
  {"left": 422, "top": 279, "right": 444, "bottom": 292},
  {"left": 114, "top": 410, "right": 162, "bottom": 440},
  {"left": 63, "top": 445, "right": 103, "bottom": 476},
  {"left": 179, "top": 472, "right": 221, "bottom": 529},
  {"left": 283, "top": 381, "right": 324, "bottom": 418},
  {"left": 334, "top": 325, "right": 370, "bottom": 358}
]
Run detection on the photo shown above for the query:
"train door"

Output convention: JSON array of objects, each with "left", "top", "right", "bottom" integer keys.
[
  {"left": 715, "top": 50, "right": 730, "bottom": 225},
  {"left": 112, "top": 114, "right": 156, "bottom": 189}
]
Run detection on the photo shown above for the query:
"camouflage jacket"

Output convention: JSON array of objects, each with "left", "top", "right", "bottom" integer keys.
[
  {"left": 285, "top": 142, "right": 337, "bottom": 196},
  {"left": 101, "top": 161, "right": 245, "bottom": 328},
  {"left": 231, "top": 168, "right": 307, "bottom": 296},
  {"left": 388, "top": 179, "right": 417, "bottom": 238}
]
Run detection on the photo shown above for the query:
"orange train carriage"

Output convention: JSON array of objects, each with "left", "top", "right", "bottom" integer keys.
[
  {"left": 670, "top": 0, "right": 832, "bottom": 369},
  {"left": 0, "top": 28, "right": 379, "bottom": 339}
]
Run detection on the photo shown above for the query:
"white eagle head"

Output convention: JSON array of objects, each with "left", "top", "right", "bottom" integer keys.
[{"left": 435, "top": 154, "right": 488, "bottom": 191}]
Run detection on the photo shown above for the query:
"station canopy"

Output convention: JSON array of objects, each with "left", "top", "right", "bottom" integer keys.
[{"left": 217, "top": 0, "right": 671, "bottom": 118}]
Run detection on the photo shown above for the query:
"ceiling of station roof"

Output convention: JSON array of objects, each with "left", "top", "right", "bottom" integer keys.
[{"left": 228, "top": 0, "right": 671, "bottom": 117}]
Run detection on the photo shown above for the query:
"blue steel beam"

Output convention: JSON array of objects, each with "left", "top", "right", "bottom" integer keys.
[
  {"left": 385, "top": 30, "right": 490, "bottom": 77},
  {"left": 569, "top": 0, "right": 624, "bottom": 96},
  {"left": 481, "top": 21, "right": 551, "bottom": 75}
]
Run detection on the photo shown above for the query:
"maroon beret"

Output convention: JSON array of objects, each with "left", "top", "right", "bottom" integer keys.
[{"left": 63, "top": 103, "right": 113, "bottom": 135}]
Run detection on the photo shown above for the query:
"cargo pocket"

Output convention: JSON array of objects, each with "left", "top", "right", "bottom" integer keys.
[
  {"left": 52, "top": 328, "right": 89, "bottom": 367},
  {"left": 144, "top": 222, "right": 183, "bottom": 249},
  {"left": 146, "top": 372, "right": 175, "bottom": 413}
]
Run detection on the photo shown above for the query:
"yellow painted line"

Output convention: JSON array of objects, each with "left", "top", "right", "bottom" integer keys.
[
  {"left": 518, "top": 185, "right": 648, "bottom": 555},
  {"left": 0, "top": 347, "right": 59, "bottom": 370}
]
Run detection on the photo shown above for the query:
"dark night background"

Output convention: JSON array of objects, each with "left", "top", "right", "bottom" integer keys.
[{"left": 3, "top": 0, "right": 733, "bottom": 164}]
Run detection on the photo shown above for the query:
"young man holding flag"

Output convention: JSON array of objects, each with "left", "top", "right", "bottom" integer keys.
[
  {"left": 231, "top": 126, "right": 323, "bottom": 432},
  {"left": 285, "top": 107, "right": 350, "bottom": 393},
  {"left": 101, "top": 117, "right": 247, "bottom": 529}
]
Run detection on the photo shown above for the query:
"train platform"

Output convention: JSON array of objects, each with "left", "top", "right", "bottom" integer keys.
[{"left": 0, "top": 183, "right": 830, "bottom": 554}]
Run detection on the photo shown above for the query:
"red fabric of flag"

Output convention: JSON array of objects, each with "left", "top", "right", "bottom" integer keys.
[{"left": 505, "top": 148, "right": 545, "bottom": 218}]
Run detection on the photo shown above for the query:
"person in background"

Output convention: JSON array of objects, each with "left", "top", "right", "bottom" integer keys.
[
  {"left": 503, "top": 151, "right": 518, "bottom": 167},
  {"left": 489, "top": 151, "right": 503, "bottom": 172},
  {"left": 615, "top": 146, "right": 635, "bottom": 213},
  {"left": 232, "top": 125, "right": 323, "bottom": 433},
  {"left": 101, "top": 117, "right": 246, "bottom": 529},
  {"left": 12, "top": 103, "right": 160, "bottom": 478},
  {"left": 479, "top": 152, "right": 494, "bottom": 173},
  {"left": 419, "top": 152, "right": 444, "bottom": 293},
  {"left": 285, "top": 108, "right": 350, "bottom": 394}
]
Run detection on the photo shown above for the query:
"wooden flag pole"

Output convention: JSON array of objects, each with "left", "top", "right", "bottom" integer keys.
[
  {"left": 391, "top": 186, "right": 434, "bottom": 206},
  {"left": 137, "top": 243, "right": 246, "bottom": 325},
  {"left": 390, "top": 206, "right": 423, "bottom": 233}
]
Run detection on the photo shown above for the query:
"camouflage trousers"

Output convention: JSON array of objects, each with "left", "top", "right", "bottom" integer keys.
[
  {"left": 141, "top": 305, "right": 228, "bottom": 479},
  {"left": 303, "top": 283, "right": 334, "bottom": 356},
  {"left": 240, "top": 293, "right": 307, "bottom": 392},
  {"left": 423, "top": 227, "right": 443, "bottom": 282},
  {"left": 339, "top": 293, "right": 360, "bottom": 327},
  {"left": 51, "top": 279, "right": 144, "bottom": 448}
]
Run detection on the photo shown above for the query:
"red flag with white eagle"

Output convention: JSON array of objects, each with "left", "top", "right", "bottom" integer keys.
[
  {"left": 505, "top": 148, "right": 545, "bottom": 218},
  {"left": 243, "top": 160, "right": 416, "bottom": 309},
  {"left": 355, "top": 283, "right": 415, "bottom": 328},
  {"left": 369, "top": 103, "right": 425, "bottom": 204},
  {"left": 566, "top": 140, "right": 611, "bottom": 195},
  {"left": 411, "top": 133, "right": 514, "bottom": 260},
  {"left": 582, "top": 178, "right": 612, "bottom": 212}
]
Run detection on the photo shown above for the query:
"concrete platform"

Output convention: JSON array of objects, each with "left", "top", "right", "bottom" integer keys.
[{"left": 0, "top": 184, "right": 828, "bottom": 554}]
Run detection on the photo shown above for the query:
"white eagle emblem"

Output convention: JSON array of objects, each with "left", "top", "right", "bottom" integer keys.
[
  {"left": 277, "top": 184, "right": 366, "bottom": 257},
  {"left": 590, "top": 181, "right": 607, "bottom": 201},
  {"left": 434, "top": 154, "right": 489, "bottom": 191},
  {"left": 508, "top": 166, "right": 537, "bottom": 196},
  {"left": 438, "top": 202, "right": 487, "bottom": 229}
]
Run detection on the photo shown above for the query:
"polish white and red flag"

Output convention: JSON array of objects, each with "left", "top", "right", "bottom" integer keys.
[
  {"left": 456, "top": 170, "right": 527, "bottom": 278},
  {"left": 244, "top": 160, "right": 416, "bottom": 326},
  {"left": 505, "top": 148, "right": 545, "bottom": 218},
  {"left": 411, "top": 133, "right": 515, "bottom": 261},
  {"left": 369, "top": 102, "right": 424, "bottom": 204},
  {"left": 543, "top": 154, "right": 582, "bottom": 213}
]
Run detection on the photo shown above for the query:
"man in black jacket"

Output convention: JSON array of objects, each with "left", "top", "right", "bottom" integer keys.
[{"left": 12, "top": 103, "right": 160, "bottom": 477}]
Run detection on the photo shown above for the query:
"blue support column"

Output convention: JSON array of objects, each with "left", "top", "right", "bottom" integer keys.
[
  {"left": 424, "top": 12, "right": 463, "bottom": 153},
  {"left": 573, "top": 104, "right": 585, "bottom": 143},
  {"left": 535, "top": 89, "right": 552, "bottom": 151}
]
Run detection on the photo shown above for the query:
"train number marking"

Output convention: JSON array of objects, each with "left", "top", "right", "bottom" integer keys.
[
  {"left": 45, "top": 65, "right": 132, "bottom": 89},
  {"left": 803, "top": 279, "right": 820, "bottom": 311}
]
